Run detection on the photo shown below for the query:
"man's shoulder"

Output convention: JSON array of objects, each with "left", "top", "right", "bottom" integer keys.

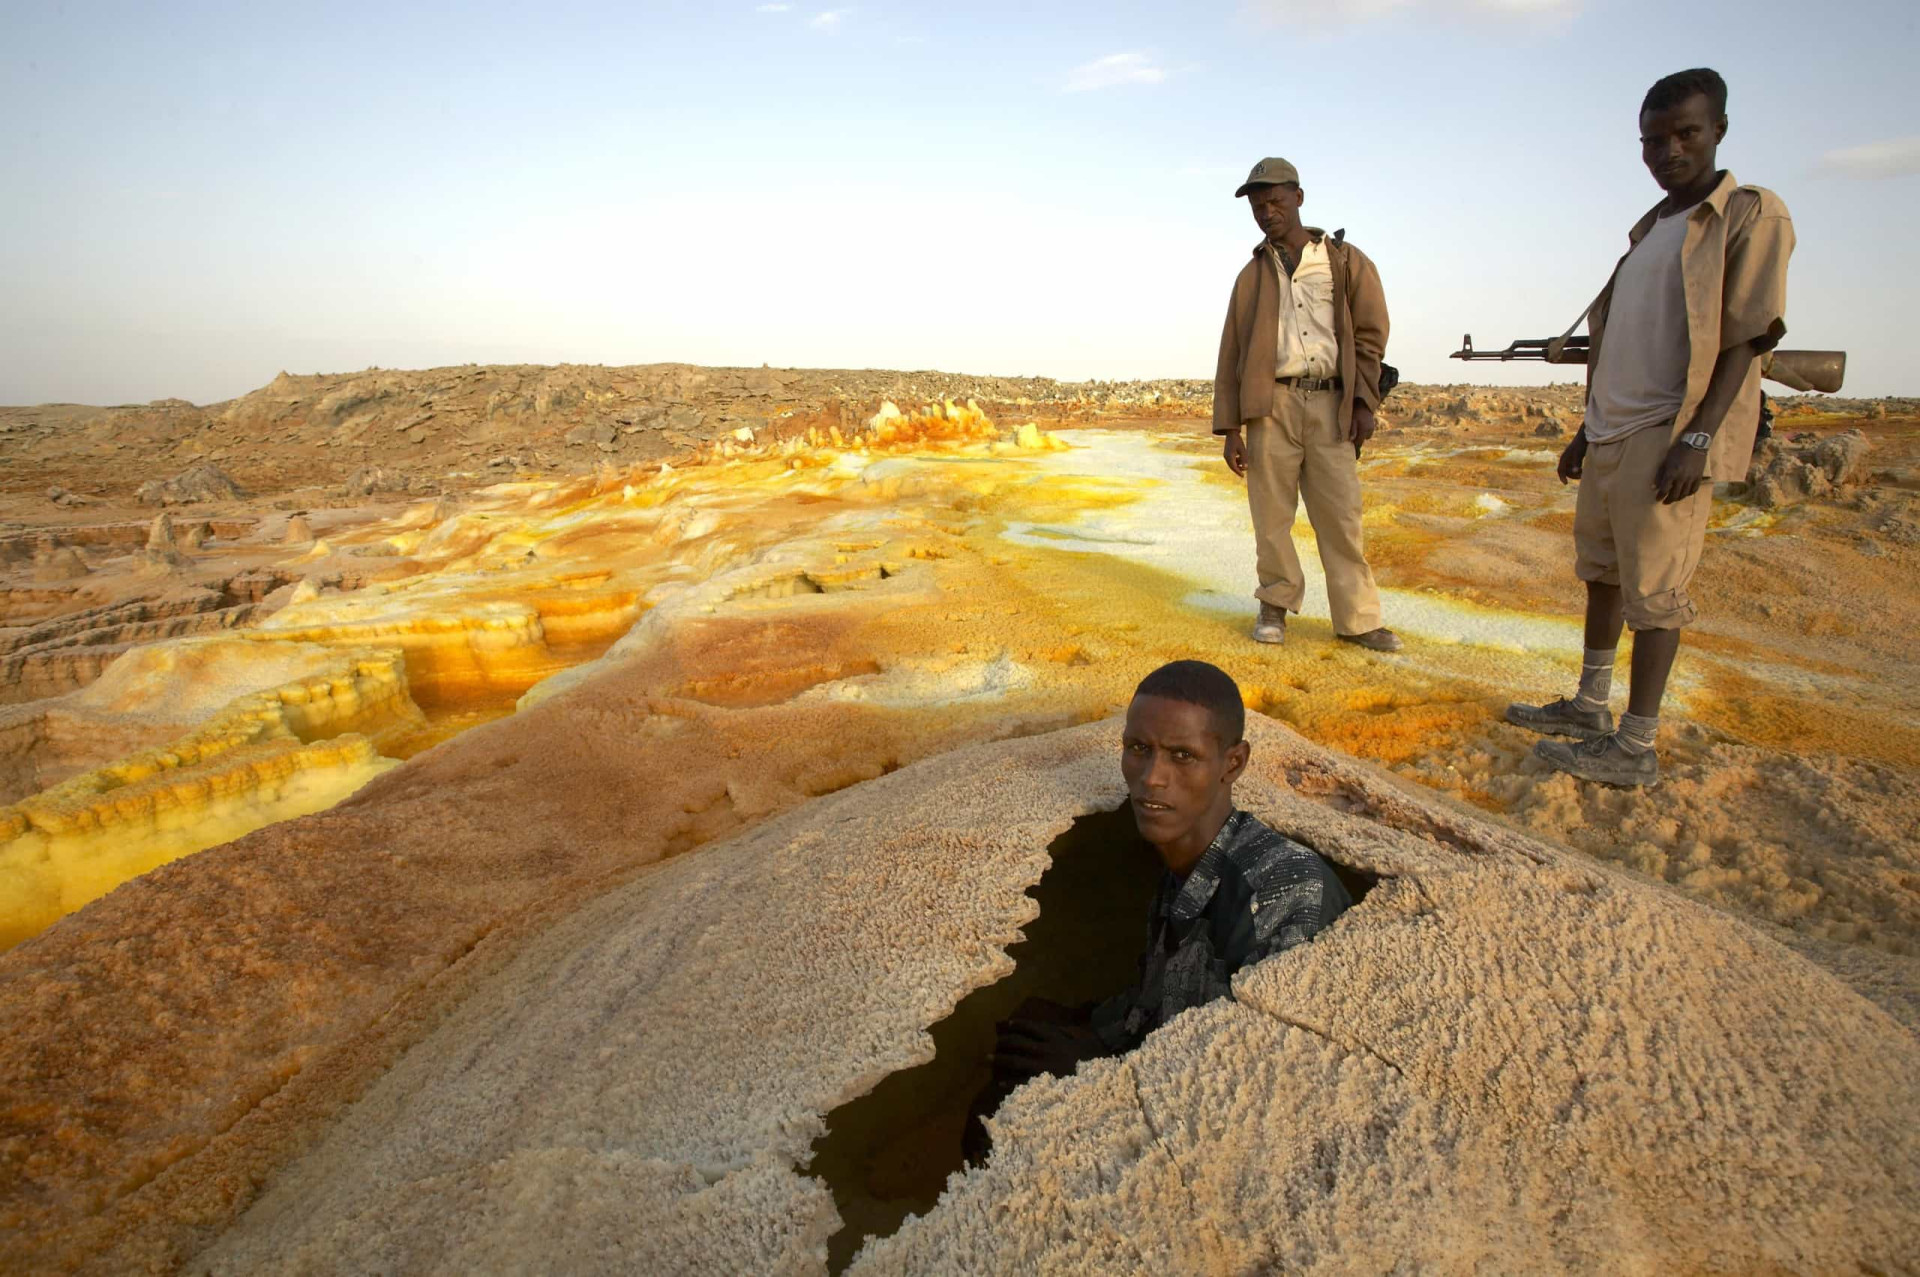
[
  {"left": 1218, "top": 812, "right": 1336, "bottom": 889},
  {"left": 1731, "top": 183, "right": 1791, "bottom": 224}
]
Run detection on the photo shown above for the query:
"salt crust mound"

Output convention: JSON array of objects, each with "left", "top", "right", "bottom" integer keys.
[{"left": 197, "top": 718, "right": 1919, "bottom": 1274}]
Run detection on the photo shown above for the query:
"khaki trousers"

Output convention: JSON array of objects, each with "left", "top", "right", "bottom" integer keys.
[{"left": 1244, "top": 387, "right": 1382, "bottom": 635}]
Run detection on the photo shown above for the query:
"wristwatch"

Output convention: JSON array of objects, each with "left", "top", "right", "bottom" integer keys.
[{"left": 1680, "top": 431, "right": 1712, "bottom": 451}]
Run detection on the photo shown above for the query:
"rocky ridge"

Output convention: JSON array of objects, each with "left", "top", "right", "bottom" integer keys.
[
  {"left": 0, "top": 365, "right": 1209, "bottom": 504},
  {"left": 0, "top": 362, "right": 1898, "bottom": 510}
]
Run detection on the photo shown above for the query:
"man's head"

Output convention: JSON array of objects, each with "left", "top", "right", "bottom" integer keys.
[
  {"left": 1236, "top": 157, "right": 1305, "bottom": 244},
  {"left": 1122, "top": 661, "right": 1251, "bottom": 859},
  {"left": 1639, "top": 68, "right": 1727, "bottom": 194}
]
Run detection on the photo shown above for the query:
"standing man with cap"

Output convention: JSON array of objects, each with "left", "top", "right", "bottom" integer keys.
[
  {"left": 1214, "top": 157, "right": 1401, "bottom": 653},
  {"left": 1506, "top": 69, "right": 1793, "bottom": 787}
]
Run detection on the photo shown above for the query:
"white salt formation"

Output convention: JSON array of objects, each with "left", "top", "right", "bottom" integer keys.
[{"left": 196, "top": 717, "right": 1918, "bottom": 1274}]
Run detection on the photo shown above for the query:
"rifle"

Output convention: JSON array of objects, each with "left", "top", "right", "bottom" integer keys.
[{"left": 1451, "top": 334, "right": 1846, "bottom": 394}]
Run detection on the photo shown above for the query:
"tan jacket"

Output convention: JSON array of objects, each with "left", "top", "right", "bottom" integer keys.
[
  {"left": 1586, "top": 171, "right": 1794, "bottom": 479},
  {"left": 1213, "top": 228, "right": 1389, "bottom": 437}
]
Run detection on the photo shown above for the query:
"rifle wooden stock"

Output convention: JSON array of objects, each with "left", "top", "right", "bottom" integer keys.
[
  {"left": 1761, "top": 349, "right": 1846, "bottom": 394},
  {"left": 1451, "top": 334, "right": 1847, "bottom": 393}
]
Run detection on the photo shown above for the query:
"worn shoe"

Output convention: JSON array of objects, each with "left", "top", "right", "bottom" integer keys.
[
  {"left": 1505, "top": 696, "right": 1614, "bottom": 740},
  {"left": 1252, "top": 603, "right": 1288, "bottom": 644},
  {"left": 1534, "top": 733, "right": 1659, "bottom": 788},
  {"left": 1336, "top": 627, "right": 1404, "bottom": 653}
]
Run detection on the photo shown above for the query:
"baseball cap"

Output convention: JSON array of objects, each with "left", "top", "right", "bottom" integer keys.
[{"left": 1235, "top": 157, "right": 1300, "bottom": 198}]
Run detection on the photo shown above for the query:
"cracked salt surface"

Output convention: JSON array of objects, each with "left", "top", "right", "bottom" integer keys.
[{"left": 1004, "top": 430, "right": 1585, "bottom": 657}]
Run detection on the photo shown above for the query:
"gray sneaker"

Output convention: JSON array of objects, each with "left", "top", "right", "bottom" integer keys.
[
  {"left": 1252, "top": 603, "right": 1287, "bottom": 644},
  {"left": 1534, "top": 733, "right": 1659, "bottom": 788},
  {"left": 1505, "top": 697, "right": 1614, "bottom": 740}
]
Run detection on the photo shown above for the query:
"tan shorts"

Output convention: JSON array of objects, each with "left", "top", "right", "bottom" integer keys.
[{"left": 1573, "top": 424, "right": 1714, "bottom": 630}]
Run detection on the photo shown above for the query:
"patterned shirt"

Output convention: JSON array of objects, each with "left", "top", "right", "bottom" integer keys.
[{"left": 1091, "top": 809, "right": 1352, "bottom": 1052}]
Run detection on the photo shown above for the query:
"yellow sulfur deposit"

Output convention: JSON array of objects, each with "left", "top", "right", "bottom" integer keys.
[
  {"left": 254, "top": 603, "right": 585, "bottom": 710},
  {"left": 0, "top": 642, "right": 421, "bottom": 948},
  {"left": 0, "top": 735, "right": 394, "bottom": 950},
  {"left": 0, "top": 406, "right": 1093, "bottom": 952},
  {"left": 12, "top": 411, "right": 1915, "bottom": 958}
]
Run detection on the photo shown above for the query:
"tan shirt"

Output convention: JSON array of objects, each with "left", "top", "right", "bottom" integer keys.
[
  {"left": 1585, "top": 171, "right": 1794, "bottom": 478},
  {"left": 1585, "top": 209, "right": 1690, "bottom": 443},
  {"left": 1213, "top": 228, "right": 1390, "bottom": 441},
  {"left": 1266, "top": 239, "right": 1338, "bottom": 380}
]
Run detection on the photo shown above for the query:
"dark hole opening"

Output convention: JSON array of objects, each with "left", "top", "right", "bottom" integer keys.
[
  {"left": 1328, "top": 857, "right": 1376, "bottom": 912},
  {"left": 807, "top": 803, "right": 1378, "bottom": 1271},
  {"left": 808, "top": 804, "right": 1160, "bottom": 1270}
]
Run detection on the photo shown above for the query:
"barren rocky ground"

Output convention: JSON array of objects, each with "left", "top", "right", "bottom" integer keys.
[
  {"left": 1, "top": 363, "right": 1219, "bottom": 507},
  {"left": 6, "top": 358, "right": 1905, "bottom": 505},
  {"left": 1, "top": 364, "right": 1915, "bottom": 1272}
]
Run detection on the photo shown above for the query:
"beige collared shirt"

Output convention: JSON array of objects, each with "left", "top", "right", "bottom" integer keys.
[
  {"left": 1266, "top": 238, "right": 1337, "bottom": 380},
  {"left": 1585, "top": 171, "right": 1794, "bottom": 478}
]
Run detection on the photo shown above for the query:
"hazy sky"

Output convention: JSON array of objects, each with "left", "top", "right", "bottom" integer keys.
[{"left": 3, "top": 0, "right": 1915, "bottom": 405}]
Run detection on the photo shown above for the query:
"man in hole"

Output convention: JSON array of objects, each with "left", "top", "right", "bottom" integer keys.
[{"left": 964, "top": 660, "right": 1352, "bottom": 1162}]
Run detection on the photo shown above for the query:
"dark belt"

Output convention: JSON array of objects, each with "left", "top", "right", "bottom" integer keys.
[{"left": 1278, "top": 375, "right": 1342, "bottom": 393}]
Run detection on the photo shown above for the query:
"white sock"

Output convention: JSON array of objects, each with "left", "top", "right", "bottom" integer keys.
[
  {"left": 1571, "top": 648, "right": 1615, "bottom": 712},
  {"left": 1616, "top": 712, "right": 1658, "bottom": 755}
]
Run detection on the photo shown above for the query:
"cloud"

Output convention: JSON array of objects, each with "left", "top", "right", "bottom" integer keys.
[
  {"left": 1817, "top": 137, "right": 1920, "bottom": 180},
  {"left": 809, "top": 8, "right": 849, "bottom": 27},
  {"left": 754, "top": 3, "right": 791, "bottom": 10},
  {"left": 1240, "top": 0, "right": 1579, "bottom": 27},
  {"left": 1063, "top": 52, "right": 1169, "bottom": 93}
]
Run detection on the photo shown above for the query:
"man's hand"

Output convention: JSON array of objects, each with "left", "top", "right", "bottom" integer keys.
[
  {"left": 1348, "top": 401, "right": 1377, "bottom": 448},
  {"left": 992, "top": 1018, "right": 1110, "bottom": 1079},
  {"left": 1653, "top": 440, "right": 1709, "bottom": 504},
  {"left": 1222, "top": 428, "right": 1247, "bottom": 477},
  {"left": 1557, "top": 432, "right": 1589, "bottom": 485}
]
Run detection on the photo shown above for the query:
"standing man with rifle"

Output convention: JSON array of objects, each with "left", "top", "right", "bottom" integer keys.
[
  {"left": 1507, "top": 68, "right": 1794, "bottom": 786},
  {"left": 1214, "top": 158, "right": 1402, "bottom": 653}
]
